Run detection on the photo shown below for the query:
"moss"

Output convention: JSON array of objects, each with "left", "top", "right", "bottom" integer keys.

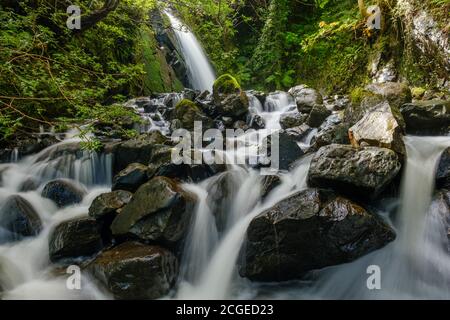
[
  {"left": 350, "top": 87, "right": 372, "bottom": 105},
  {"left": 213, "top": 74, "right": 241, "bottom": 95},
  {"left": 411, "top": 87, "right": 426, "bottom": 100},
  {"left": 174, "top": 99, "right": 203, "bottom": 130},
  {"left": 175, "top": 99, "right": 200, "bottom": 113}
]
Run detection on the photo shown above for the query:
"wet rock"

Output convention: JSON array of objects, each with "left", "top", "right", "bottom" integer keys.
[
  {"left": 147, "top": 146, "right": 225, "bottom": 183},
  {"left": 0, "top": 195, "right": 42, "bottom": 244},
  {"left": 113, "top": 131, "right": 169, "bottom": 174},
  {"left": 311, "top": 123, "right": 349, "bottom": 151},
  {"left": 349, "top": 101, "right": 406, "bottom": 155},
  {"left": 261, "top": 175, "right": 282, "bottom": 199},
  {"left": 110, "top": 177, "right": 197, "bottom": 244},
  {"left": 288, "top": 85, "right": 323, "bottom": 113},
  {"left": 112, "top": 163, "right": 149, "bottom": 193},
  {"left": 306, "top": 104, "right": 332, "bottom": 128},
  {"left": 280, "top": 113, "right": 308, "bottom": 129},
  {"left": 284, "top": 124, "right": 313, "bottom": 141},
  {"left": 88, "top": 242, "right": 178, "bottom": 299},
  {"left": 365, "top": 82, "right": 412, "bottom": 108},
  {"left": 173, "top": 99, "right": 213, "bottom": 131},
  {"left": 261, "top": 131, "right": 305, "bottom": 171},
  {"left": 400, "top": 100, "right": 450, "bottom": 135},
  {"left": 49, "top": 217, "right": 103, "bottom": 263},
  {"left": 19, "top": 178, "right": 39, "bottom": 192},
  {"left": 308, "top": 144, "right": 401, "bottom": 199},
  {"left": 41, "top": 179, "right": 86, "bottom": 208},
  {"left": 233, "top": 120, "right": 249, "bottom": 131},
  {"left": 212, "top": 75, "right": 249, "bottom": 119},
  {"left": 89, "top": 190, "right": 133, "bottom": 220},
  {"left": 240, "top": 189, "right": 395, "bottom": 281},
  {"left": 437, "top": 148, "right": 450, "bottom": 189},
  {"left": 248, "top": 114, "right": 265, "bottom": 130}
]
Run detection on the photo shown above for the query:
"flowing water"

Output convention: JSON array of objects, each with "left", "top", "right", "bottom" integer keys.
[
  {"left": 1, "top": 12, "right": 450, "bottom": 300},
  {"left": 165, "top": 11, "right": 216, "bottom": 92}
]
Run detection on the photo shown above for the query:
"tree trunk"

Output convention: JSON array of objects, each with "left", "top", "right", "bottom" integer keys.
[{"left": 78, "top": 0, "right": 120, "bottom": 32}]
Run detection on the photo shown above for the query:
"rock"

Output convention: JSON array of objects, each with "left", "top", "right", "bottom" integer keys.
[
  {"left": 147, "top": 146, "right": 225, "bottom": 183},
  {"left": 308, "top": 144, "right": 401, "bottom": 198},
  {"left": 49, "top": 217, "right": 103, "bottom": 263},
  {"left": 400, "top": 100, "right": 450, "bottom": 135},
  {"left": 261, "top": 131, "right": 305, "bottom": 171},
  {"left": 113, "top": 131, "right": 169, "bottom": 174},
  {"left": 288, "top": 85, "right": 323, "bottom": 113},
  {"left": 88, "top": 242, "right": 178, "bottom": 299},
  {"left": 19, "top": 178, "right": 39, "bottom": 192},
  {"left": 248, "top": 114, "right": 265, "bottom": 130},
  {"left": 280, "top": 113, "right": 308, "bottom": 129},
  {"left": 311, "top": 123, "right": 350, "bottom": 151},
  {"left": 306, "top": 104, "right": 332, "bottom": 128},
  {"left": 112, "top": 163, "right": 149, "bottom": 193},
  {"left": 365, "top": 82, "right": 412, "bottom": 108},
  {"left": 349, "top": 101, "right": 406, "bottom": 155},
  {"left": 345, "top": 91, "right": 386, "bottom": 125},
  {"left": 0, "top": 195, "right": 42, "bottom": 244},
  {"left": 89, "top": 190, "right": 133, "bottom": 220},
  {"left": 41, "top": 179, "right": 86, "bottom": 208},
  {"left": 284, "top": 124, "right": 313, "bottom": 141},
  {"left": 437, "top": 148, "right": 450, "bottom": 189},
  {"left": 173, "top": 99, "right": 212, "bottom": 131},
  {"left": 212, "top": 75, "right": 249, "bottom": 119},
  {"left": 110, "top": 177, "right": 197, "bottom": 244},
  {"left": 239, "top": 189, "right": 395, "bottom": 281},
  {"left": 233, "top": 120, "right": 249, "bottom": 131},
  {"left": 261, "top": 175, "right": 281, "bottom": 199}
]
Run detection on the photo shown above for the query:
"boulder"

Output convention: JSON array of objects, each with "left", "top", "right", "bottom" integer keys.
[
  {"left": 239, "top": 189, "right": 395, "bottom": 281},
  {"left": 365, "top": 82, "right": 412, "bottom": 108},
  {"left": 261, "top": 131, "right": 305, "bottom": 171},
  {"left": 212, "top": 75, "right": 249, "bottom": 119},
  {"left": 112, "top": 163, "right": 149, "bottom": 193},
  {"left": 41, "top": 179, "right": 86, "bottom": 208},
  {"left": 19, "top": 178, "right": 39, "bottom": 192},
  {"left": 173, "top": 99, "right": 212, "bottom": 131},
  {"left": 88, "top": 242, "right": 178, "bottom": 299},
  {"left": 280, "top": 113, "right": 308, "bottom": 129},
  {"left": 308, "top": 144, "right": 401, "bottom": 198},
  {"left": 311, "top": 123, "right": 350, "bottom": 151},
  {"left": 48, "top": 217, "right": 103, "bottom": 263},
  {"left": 0, "top": 195, "right": 42, "bottom": 244},
  {"left": 89, "top": 190, "right": 133, "bottom": 220},
  {"left": 113, "top": 131, "right": 169, "bottom": 174},
  {"left": 349, "top": 101, "right": 406, "bottom": 154},
  {"left": 284, "top": 124, "right": 313, "bottom": 142},
  {"left": 288, "top": 85, "right": 323, "bottom": 113},
  {"left": 400, "top": 100, "right": 450, "bottom": 135},
  {"left": 248, "top": 114, "right": 265, "bottom": 130},
  {"left": 110, "top": 177, "right": 197, "bottom": 244},
  {"left": 261, "top": 175, "right": 282, "bottom": 199},
  {"left": 306, "top": 104, "right": 332, "bottom": 128}
]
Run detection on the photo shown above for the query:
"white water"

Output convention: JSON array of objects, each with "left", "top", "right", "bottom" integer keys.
[
  {"left": 0, "top": 133, "right": 112, "bottom": 299},
  {"left": 165, "top": 11, "right": 216, "bottom": 92}
]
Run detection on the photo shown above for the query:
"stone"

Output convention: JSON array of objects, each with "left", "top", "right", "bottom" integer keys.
[
  {"left": 41, "top": 179, "right": 86, "bottom": 208},
  {"left": 280, "top": 113, "right": 308, "bottom": 129},
  {"left": 288, "top": 85, "right": 323, "bottom": 113},
  {"left": 400, "top": 100, "right": 450, "bottom": 135},
  {"left": 48, "top": 217, "right": 103, "bottom": 263},
  {"left": 306, "top": 104, "right": 331, "bottom": 128},
  {"left": 240, "top": 189, "right": 395, "bottom": 281},
  {"left": 89, "top": 190, "right": 133, "bottom": 220},
  {"left": 365, "top": 82, "right": 412, "bottom": 108},
  {"left": 112, "top": 163, "right": 149, "bottom": 193},
  {"left": 88, "top": 242, "right": 178, "bottom": 299},
  {"left": 308, "top": 144, "right": 402, "bottom": 198},
  {"left": 349, "top": 101, "right": 406, "bottom": 154}
]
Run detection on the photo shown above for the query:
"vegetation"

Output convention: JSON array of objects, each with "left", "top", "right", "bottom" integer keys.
[{"left": 213, "top": 74, "right": 241, "bottom": 95}]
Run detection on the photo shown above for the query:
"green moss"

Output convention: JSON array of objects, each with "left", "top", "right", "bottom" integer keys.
[
  {"left": 213, "top": 74, "right": 242, "bottom": 95},
  {"left": 175, "top": 99, "right": 200, "bottom": 112},
  {"left": 411, "top": 87, "right": 426, "bottom": 100},
  {"left": 350, "top": 87, "right": 370, "bottom": 105},
  {"left": 174, "top": 99, "right": 202, "bottom": 130}
]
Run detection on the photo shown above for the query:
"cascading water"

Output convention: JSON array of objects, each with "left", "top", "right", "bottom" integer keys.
[
  {"left": 0, "top": 132, "right": 112, "bottom": 299},
  {"left": 165, "top": 11, "right": 216, "bottom": 92}
]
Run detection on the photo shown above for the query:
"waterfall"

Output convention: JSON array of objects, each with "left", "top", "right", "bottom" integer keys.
[{"left": 165, "top": 11, "right": 216, "bottom": 92}]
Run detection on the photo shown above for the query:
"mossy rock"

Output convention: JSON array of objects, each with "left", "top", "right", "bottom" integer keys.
[
  {"left": 174, "top": 99, "right": 205, "bottom": 130},
  {"left": 213, "top": 74, "right": 241, "bottom": 97}
]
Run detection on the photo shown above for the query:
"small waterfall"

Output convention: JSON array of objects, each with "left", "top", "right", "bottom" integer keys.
[{"left": 165, "top": 11, "right": 216, "bottom": 92}]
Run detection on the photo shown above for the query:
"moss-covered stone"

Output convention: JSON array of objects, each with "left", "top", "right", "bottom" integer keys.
[
  {"left": 213, "top": 74, "right": 241, "bottom": 97},
  {"left": 174, "top": 99, "right": 206, "bottom": 130}
]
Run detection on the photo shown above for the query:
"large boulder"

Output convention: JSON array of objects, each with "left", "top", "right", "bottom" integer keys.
[
  {"left": 212, "top": 74, "right": 249, "bottom": 119},
  {"left": 308, "top": 144, "right": 401, "bottom": 198},
  {"left": 89, "top": 190, "right": 133, "bottom": 220},
  {"left": 365, "top": 82, "right": 412, "bottom": 108},
  {"left": 112, "top": 163, "right": 149, "bottom": 193},
  {"left": 113, "top": 131, "right": 169, "bottom": 174},
  {"left": 306, "top": 104, "right": 332, "bottom": 128},
  {"left": 41, "top": 179, "right": 86, "bottom": 208},
  {"left": 400, "top": 100, "right": 450, "bottom": 135},
  {"left": 239, "top": 189, "right": 395, "bottom": 281},
  {"left": 310, "top": 123, "right": 350, "bottom": 151},
  {"left": 48, "top": 217, "right": 103, "bottom": 263},
  {"left": 437, "top": 148, "right": 450, "bottom": 189},
  {"left": 348, "top": 101, "right": 406, "bottom": 155},
  {"left": 280, "top": 113, "right": 307, "bottom": 129},
  {"left": 173, "top": 99, "right": 213, "bottom": 131},
  {"left": 260, "top": 131, "right": 305, "bottom": 171},
  {"left": 88, "top": 242, "right": 178, "bottom": 299},
  {"left": 288, "top": 85, "right": 323, "bottom": 113},
  {"left": 0, "top": 195, "right": 42, "bottom": 244},
  {"left": 110, "top": 177, "right": 197, "bottom": 244}
]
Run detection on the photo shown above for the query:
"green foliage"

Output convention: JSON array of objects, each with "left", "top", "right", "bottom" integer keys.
[{"left": 213, "top": 74, "right": 241, "bottom": 95}]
